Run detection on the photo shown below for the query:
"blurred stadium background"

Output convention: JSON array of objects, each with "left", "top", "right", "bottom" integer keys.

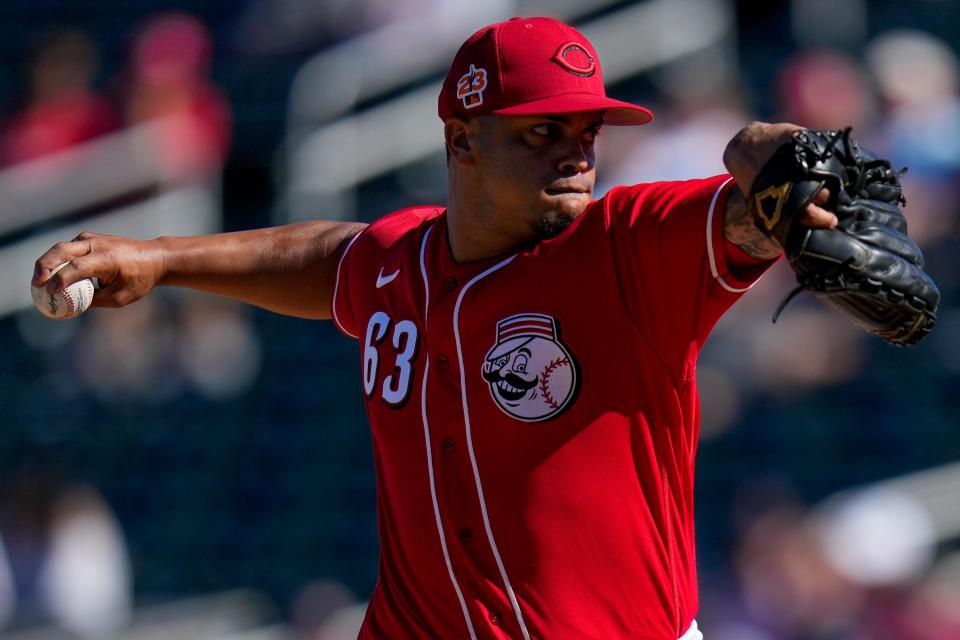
[{"left": 0, "top": 0, "right": 958, "bottom": 638}]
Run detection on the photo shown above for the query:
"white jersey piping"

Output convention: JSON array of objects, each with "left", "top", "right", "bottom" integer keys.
[
  {"left": 679, "top": 619, "right": 703, "bottom": 640},
  {"left": 705, "top": 176, "right": 755, "bottom": 294},
  {"left": 420, "top": 225, "right": 434, "bottom": 324},
  {"left": 331, "top": 229, "right": 365, "bottom": 338},
  {"left": 418, "top": 225, "right": 477, "bottom": 639},
  {"left": 453, "top": 254, "right": 531, "bottom": 640}
]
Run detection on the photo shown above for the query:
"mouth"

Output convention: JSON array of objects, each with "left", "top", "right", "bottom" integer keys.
[
  {"left": 495, "top": 379, "right": 531, "bottom": 401},
  {"left": 544, "top": 179, "right": 591, "bottom": 197},
  {"left": 544, "top": 187, "right": 590, "bottom": 197}
]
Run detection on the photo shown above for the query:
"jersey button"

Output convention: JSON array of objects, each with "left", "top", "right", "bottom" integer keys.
[
  {"left": 441, "top": 437, "right": 456, "bottom": 453},
  {"left": 458, "top": 527, "right": 473, "bottom": 542},
  {"left": 437, "top": 355, "right": 450, "bottom": 370},
  {"left": 489, "top": 611, "right": 501, "bottom": 626},
  {"left": 443, "top": 276, "right": 458, "bottom": 291}
]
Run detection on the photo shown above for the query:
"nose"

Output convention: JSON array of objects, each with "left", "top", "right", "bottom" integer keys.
[{"left": 557, "top": 138, "right": 592, "bottom": 175}]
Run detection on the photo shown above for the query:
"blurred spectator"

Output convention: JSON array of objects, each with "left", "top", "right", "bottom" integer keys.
[
  {"left": 855, "top": 572, "right": 960, "bottom": 640},
  {"left": 232, "top": 0, "right": 501, "bottom": 54},
  {"left": 124, "top": 13, "right": 231, "bottom": 180},
  {"left": 0, "top": 463, "right": 61, "bottom": 628},
  {"left": 899, "top": 562, "right": 960, "bottom": 640},
  {"left": 0, "top": 464, "right": 131, "bottom": 635},
  {"left": 596, "top": 81, "right": 748, "bottom": 192},
  {"left": 73, "top": 293, "right": 183, "bottom": 403},
  {"left": 775, "top": 49, "right": 876, "bottom": 132},
  {"left": 70, "top": 292, "right": 262, "bottom": 402},
  {"left": 865, "top": 30, "right": 960, "bottom": 249},
  {"left": 291, "top": 579, "right": 365, "bottom": 639},
  {"left": 0, "top": 29, "right": 118, "bottom": 167},
  {"left": 706, "top": 475, "right": 960, "bottom": 640},
  {"left": 866, "top": 28, "right": 960, "bottom": 177},
  {"left": 698, "top": 262, "right": 867, "bottom": 408},
  {"left": 42, "top": 486, "right": 132, "bottom": 637},
  {"left": 817, "top": 488, "right": 936, "bottom": 588},
  {"left": 734, "top": 500, "right": 864, "bottom": 639},
  {"left": 177, "top": 295, "right": 262, "bottom": 399}
]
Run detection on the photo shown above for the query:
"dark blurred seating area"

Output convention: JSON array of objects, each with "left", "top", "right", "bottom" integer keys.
[{"left": 0, "top": 1, "right": 958, "bottom": 638}]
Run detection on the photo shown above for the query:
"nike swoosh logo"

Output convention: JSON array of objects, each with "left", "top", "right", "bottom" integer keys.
[{"left": 376, "top": 267, "right": 400, "bottom": 288}]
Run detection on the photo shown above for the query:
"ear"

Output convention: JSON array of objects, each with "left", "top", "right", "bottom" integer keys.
[{"left": 444, "top": 117, "right": 475, "bottom": 166}]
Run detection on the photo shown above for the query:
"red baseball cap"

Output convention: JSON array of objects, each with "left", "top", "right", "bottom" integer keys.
[{"left": 438, "top": 17, "right": 653, "bottom": 126}]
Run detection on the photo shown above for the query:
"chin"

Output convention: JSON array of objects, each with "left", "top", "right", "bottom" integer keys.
[
  {"left": 530, "top": 210, "right": 578, "bottom": 241},
  {"left": 526, "top": 192, "right": 590, "bottom": 240},
  {"left": 546, "top": 190, "right": 590, "bottom": 212}
]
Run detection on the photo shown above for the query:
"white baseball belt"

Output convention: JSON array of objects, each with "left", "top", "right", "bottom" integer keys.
[{"left": 679, "top": 620, "right": 703, "bottom": 640}]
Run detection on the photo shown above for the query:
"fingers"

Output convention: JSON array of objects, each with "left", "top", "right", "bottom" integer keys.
[
  {"left": 33, "top": 234, "right": 156, "bottom": 310},
  {"left": 37, "top": 248, "right": 142, "bottom": 309},
  {"left": 802, "top": 203, "right": 839, "bottom": 228},
  {"left": 801, "top": 188, "right": 839, "bottom": 229},
  {"left": 32, "top": 239, "right": 94, "bottom": 287},
  {"left": 34, "top": 232, "right": 122, "bottom": 293},
  {"left": 41, "top": 253, "right": 117, "bottom": 294},
  {"left": 58, "top": 253, "right": 145, "bottom": 308},
  {"left": 73, "top": 230, "right": 104, "bottom": 242},
  {"left": 33, "top": 231, "right": 121, "bottom": 288}
]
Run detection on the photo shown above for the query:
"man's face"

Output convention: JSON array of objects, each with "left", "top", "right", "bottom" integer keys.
[
  {"left": 483, "top": 345, "right": 539, "bottom": 402},
  {"left": 467, "top": 112, "right": 602, "bottom": 242}
]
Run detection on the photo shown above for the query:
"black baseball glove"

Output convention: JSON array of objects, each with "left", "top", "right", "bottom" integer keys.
[{"left": 750, "top": 127, "right": 939, "bottom": 346}]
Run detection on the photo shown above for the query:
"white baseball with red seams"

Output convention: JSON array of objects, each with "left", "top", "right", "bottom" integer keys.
[{"left": 31, "top": 262, "right": 96, "bottom": 320}]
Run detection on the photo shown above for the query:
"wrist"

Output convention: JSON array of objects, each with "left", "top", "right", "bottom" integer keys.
[
  {"left": 724, "top": 122, "right": 803, "bottom": 194},
  {"left": 151, "top": 235, "right": 176, "bottom": 286}
]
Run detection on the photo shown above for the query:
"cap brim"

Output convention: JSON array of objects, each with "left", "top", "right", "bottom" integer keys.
[{"left": 492, "top": 93, "right": 653, "bottom": 126}]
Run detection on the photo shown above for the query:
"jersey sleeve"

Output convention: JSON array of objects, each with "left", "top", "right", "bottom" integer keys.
[
  {"left": 329, "top": 207, "right": 441, "bottom": 340},
  {"left": 330, "top": 228, "right": 367, "bottom": 339},
  {"left": 604, "top": 175, "right": 777, "bottom": 373}
]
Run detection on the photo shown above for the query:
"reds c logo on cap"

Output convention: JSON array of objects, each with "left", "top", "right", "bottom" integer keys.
[
  {"left": 552, "top": 41, "right": 596, "bottom": 77},
  {"left": 456, "top": 63, "right": 488, "bottom": 109},
  {"left": 482, "top": 313, "right": 579, "bottom": 422}
]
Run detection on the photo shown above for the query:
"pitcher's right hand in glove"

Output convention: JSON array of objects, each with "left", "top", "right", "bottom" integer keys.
[{"left": 748, "top": 127, "right": 939, "bottom": 346}]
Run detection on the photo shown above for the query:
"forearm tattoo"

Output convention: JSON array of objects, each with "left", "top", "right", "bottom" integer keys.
[{"left": 724, "top": 189, "right": 782, "bottom": 260}]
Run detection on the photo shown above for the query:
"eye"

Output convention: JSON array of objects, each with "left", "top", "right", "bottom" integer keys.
[
  {"left": 531, "top": 123, "right": 554, "bottom": 137},
  {"left": 582, "top": 128, "right": 602, "bottom": 143},
  {"left": 514, "top": 354, "right": 528, "bottom": 373},
  {"left": 496, "top": 357, "right": 508, "bottom": 368}
]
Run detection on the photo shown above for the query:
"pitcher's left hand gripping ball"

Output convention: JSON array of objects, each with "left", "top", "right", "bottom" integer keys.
[{"left": 750, "top": 127, "right": 940, "bottom": 346}]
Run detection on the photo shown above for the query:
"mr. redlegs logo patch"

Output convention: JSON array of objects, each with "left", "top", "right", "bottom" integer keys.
[
  {"left": 482, "top": 313, "right": 579, "bottom": 422},
  {"left": 552, "top": 41, "right": 596, "bottom": 77}
]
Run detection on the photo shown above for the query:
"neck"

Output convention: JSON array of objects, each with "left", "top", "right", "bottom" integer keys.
[
  {"left": 447, "top": 203, "right": 536, "bottom": 263},
  {"left": 446, "top": 183, "right": 532, "bottom": 263}
]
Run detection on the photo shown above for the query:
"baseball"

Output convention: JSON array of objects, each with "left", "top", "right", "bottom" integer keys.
[{"left": 31, "top": 262, "right": 96, "bottom": 320}]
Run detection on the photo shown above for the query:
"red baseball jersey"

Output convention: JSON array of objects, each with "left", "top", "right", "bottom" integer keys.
[{"left": 331, "top": 175, "right": 772, "bottom": 639}]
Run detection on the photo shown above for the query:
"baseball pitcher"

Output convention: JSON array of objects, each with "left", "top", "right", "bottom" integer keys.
[{"left": 32, "top": 17, "right": 937, "bottom": 640}]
